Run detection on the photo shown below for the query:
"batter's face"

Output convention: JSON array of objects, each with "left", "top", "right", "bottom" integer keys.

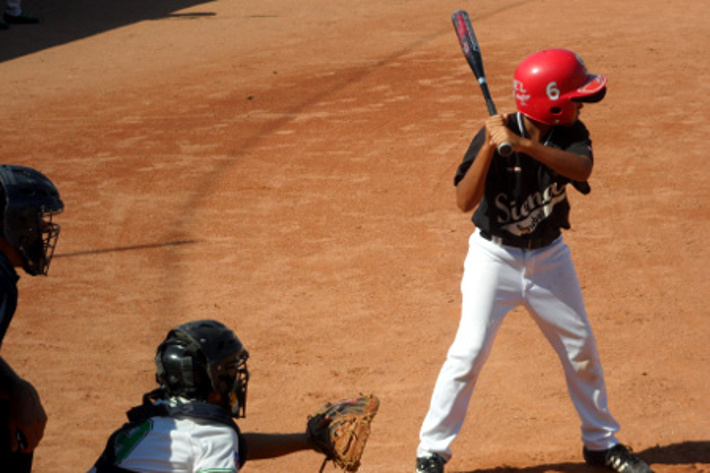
[{"left": 569, "top": 102, "right": 584, "bottom": 123}]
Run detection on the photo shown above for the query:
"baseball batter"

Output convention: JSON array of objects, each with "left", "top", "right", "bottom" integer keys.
[{"left": 414, "top": 49, "right": 653, "bottom": 473}]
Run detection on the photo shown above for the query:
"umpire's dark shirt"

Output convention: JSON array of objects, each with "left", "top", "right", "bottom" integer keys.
[{"left": 0, "top": 252, "right": 19, "bottom": 348}]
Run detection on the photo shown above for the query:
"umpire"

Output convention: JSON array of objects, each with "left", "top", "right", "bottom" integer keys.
[{"left": 0, "top": 165, "right": 63, "bottom": 472}]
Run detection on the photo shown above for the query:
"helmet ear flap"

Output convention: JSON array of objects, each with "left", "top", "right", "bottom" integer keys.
[{"left": 154, "top": 339, "right": 210, "bottom": 399}]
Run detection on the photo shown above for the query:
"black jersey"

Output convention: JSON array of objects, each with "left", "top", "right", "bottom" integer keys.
[{"left": 454, "top": 112, "right": 593, "bottom": 247}]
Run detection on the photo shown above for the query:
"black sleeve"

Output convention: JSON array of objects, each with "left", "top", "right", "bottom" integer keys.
[
  {"left": 454, "top": 126, "right": 486, "bottom": 186},
  {"left": 559, "top": 121, "right": 593, "bottom": 195},
  {"left": 551, "top": 120, "right": 594, "bottom": 195},
  {"left": 564, "top": 121, "right": 593, "bottom": 158}
]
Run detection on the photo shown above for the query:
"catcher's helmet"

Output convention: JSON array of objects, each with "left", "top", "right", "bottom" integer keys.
[
  {"left": 155, "top": 319, "right": 250, "bottom": 417},
  {"left": 513, "top": 49, "right": 607, "bottom": 125},
  {"left": 0, "top": 165, "right": 63, "bottom": 276}
]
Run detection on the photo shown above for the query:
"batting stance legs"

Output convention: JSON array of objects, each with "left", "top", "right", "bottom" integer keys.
[{"left": 417, "top": 230, "right": 620, "bottom": 461}]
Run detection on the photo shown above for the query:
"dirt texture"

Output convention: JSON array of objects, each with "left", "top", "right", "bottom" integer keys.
[{"left": 1, "top": 0, "right": 708, "bottom": 472}]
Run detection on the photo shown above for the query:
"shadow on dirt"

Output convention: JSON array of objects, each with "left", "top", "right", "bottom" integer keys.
[
  {"left": 454, "top": 441, "right": 710, "bottom": 473},
  {"left": 54, "top": 240, "right": 201, "bottom": 258},
  {"left": 0, "top": 0, "right": 214, "bottom": 63}
]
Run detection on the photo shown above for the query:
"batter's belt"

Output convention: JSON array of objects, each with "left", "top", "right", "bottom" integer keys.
[{"left": 479, "top": 230, "right": 560, "bottom": 250}]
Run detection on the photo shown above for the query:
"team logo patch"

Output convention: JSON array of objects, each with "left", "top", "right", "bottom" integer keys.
[{"left": 514, "top": 79, "right": 530, "bottom": 106}]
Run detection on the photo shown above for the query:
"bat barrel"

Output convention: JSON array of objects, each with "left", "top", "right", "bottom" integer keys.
[{"left": 452, "top": 9, "right": 513, "bottom": 157}]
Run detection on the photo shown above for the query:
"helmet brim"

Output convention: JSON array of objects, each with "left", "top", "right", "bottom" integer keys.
[{"left": 571, "top": 74, "right": 607, "bottom": 103}]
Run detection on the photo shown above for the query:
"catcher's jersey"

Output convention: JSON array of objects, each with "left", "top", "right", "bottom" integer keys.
[
  {"left": 455, "top": 112, "right": 593, "bottom": 246},
  {"left": 87, "top": 399, "right": 245, "bottom": 473}
]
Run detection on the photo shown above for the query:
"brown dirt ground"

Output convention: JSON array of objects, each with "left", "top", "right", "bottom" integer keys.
[{"left": 1, "top": 0, "right": 709, "bottom": 472}]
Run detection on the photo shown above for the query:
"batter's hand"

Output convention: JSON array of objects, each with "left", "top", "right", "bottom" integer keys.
[
  {"left": 485, "top": 114, "right": 518, "bottom": 153},
  {"left": 7, "top": 378, "right": 47, "bottom": 453}
]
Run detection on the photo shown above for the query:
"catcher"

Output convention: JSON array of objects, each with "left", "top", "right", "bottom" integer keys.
[{"left": 86, "top": 319, "right": 379, "bottom": 473}]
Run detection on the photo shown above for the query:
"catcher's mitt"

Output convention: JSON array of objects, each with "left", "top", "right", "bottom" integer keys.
[{"left": 306, "top": 393, "right": 380, "bottom": 472}]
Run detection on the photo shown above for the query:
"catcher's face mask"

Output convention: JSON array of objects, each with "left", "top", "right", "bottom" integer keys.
[
  {"left": 214, "top": 350, "right": 250, "bottom": 418},
  {"left": 0, "top": 165, "right": 64, "bottom": 276}
]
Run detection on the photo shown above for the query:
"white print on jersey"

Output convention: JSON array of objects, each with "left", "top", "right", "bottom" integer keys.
[{"left": 494, "top": 182, "right": 567, "bottom": 236}]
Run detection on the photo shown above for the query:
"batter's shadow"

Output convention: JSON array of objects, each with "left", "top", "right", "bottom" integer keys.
[{"left": 453, "top": 441, "right": 710, "bottom": 473}]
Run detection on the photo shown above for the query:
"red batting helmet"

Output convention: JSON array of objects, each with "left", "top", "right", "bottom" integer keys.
[{"left": 513, "top": 49, "right": 607, "bottom": 125}]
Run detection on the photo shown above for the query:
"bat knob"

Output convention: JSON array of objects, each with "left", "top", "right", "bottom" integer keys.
[{"left": 497, "top": 142, "right": 514, "bottom": 157}]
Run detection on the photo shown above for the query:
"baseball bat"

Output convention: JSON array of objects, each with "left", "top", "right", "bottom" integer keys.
[{"left": 451, "top": 10, "right": 513, "bottom": 157}]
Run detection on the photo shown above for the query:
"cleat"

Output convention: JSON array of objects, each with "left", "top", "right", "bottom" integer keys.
[
  {"left": 416, "top": 453, "right": 446, "bottom": 473},
  {"left": 583, "top": 444, "right": 654, "bottom": 473}
]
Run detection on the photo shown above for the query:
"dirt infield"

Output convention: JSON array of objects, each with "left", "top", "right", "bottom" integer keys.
[{"left": 1, "top": 0, "right": 708, "bottom": 471}]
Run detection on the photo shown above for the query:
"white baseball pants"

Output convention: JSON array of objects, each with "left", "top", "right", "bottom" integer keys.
[{"left": 417, "top": 229, "right": 620, "bottom": 461}]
